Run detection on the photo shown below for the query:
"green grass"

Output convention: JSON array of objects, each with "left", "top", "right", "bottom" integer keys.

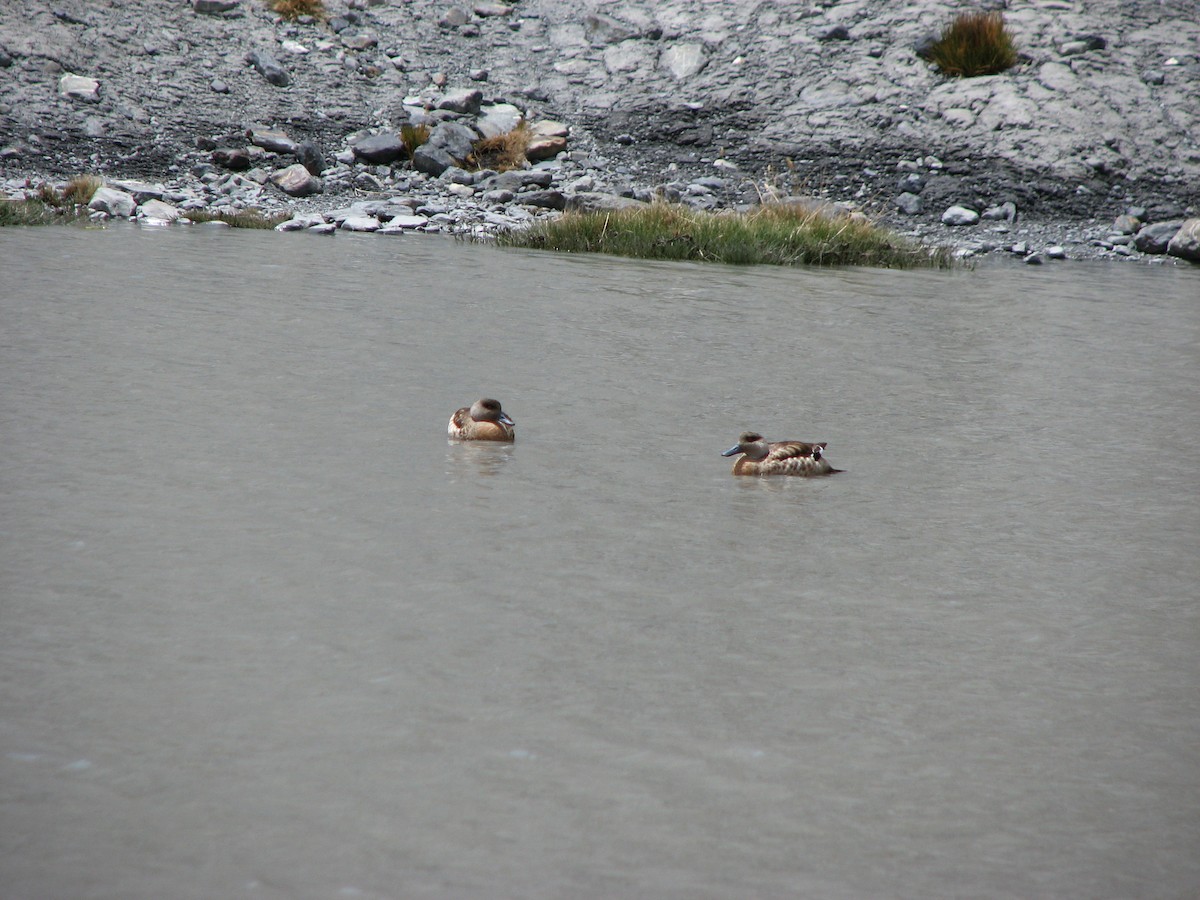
[
  {"left": 496, "top": 202, "right": 953, "bottom": 268},
  {"left": 182, "top": 209, "right": 292, "bottom": 229},
  {"left": 925, "top": 11, "right": 1018, "bottom": 77},
  {"left": 0, "top": 175, "right": 101, "bottom": 226}
]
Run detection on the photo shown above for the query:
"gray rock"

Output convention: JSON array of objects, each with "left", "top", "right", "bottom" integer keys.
[
  {"left": 584, "top": 14, "right": 636, "bottom": 45},
  {"left": 439, "top": 8, "right": 470, "bottom": 28},
  {"left": 896, "top": 173, "right": 924, "bottom": 193},
  {"left": 295, "top": 141, "right": 325, "bottom": 175},
  {"left": 1010, "top": 241, "right": 1029, "bottom": 255},
  {"left": 0, "top": 44, "right": 13, "bottom": 67},
  {"left": 382, "top": 214, "right": 428, "bottom": 229},
  {"left": 411, "top": 121, "right": 478, "bottom": 176},
  {"left": 1133, "top": 220, "right": 1183, "bottom": 254},
  {"left": 1046, "top": 245, "right": 1067, "bottom": 259},
  {"left": 193, "top": 0, "right": 239, "bottom": 12},
  {"left": 814, "top": 24, "right": 851, "bottom": 42},
  {"left": 519, "top": 189, "right": 566, "bottom": 210},
  {"left": 138, "top": 199, "right": 181, "bottom": 222},
  {"left": 981, "top": 201, "right": 1017, "bottom": 222},
  {"left": 1024, "top": 253, "right": 1045, "bottom": 265},
  {"left": 339, "top": 215, "right": 381, "bottom": 232},
  {"left": 247, "top": 49, "right": 289, "bottom": 87},
  {"left": 526, "top": 120, "right": 569, "bottom": 161},
  {"left": 565, "top": 192, "right": 647, "bottom": 213},
  {"left": 341, "top": 32, "right": 378, "bottom": 51},
  {"left": 248, "top": 127, "right": 297, "bottom": 154},
  {"left": 475, "top": 102, "right": 524, "bottom": 139},
  {"left": 474, "top": 3, "right": 513, "bottom": 16},
  {"left": 210, "top": 78, "right": 229, "bottom": 94},
  {"left": 437, "top": 88, "right": 483, "bottom": 115},
  {"left": 212, "top": 147, "right": 250, "bottom": 171},
  {"left": 269, "top": 163, "right": 322, "bottom": 197},
  {"left": 1142, "top": 70, "right": 1165, "bottom": 86},
  {"left": 275, "top": 213, "right": 327, "bottom": 231},
  {"left": 1165, "top": 218, "right": 1200, "bottom": 262},
  {"left": 894, "top": 192, "right": 922, "bottom": 215},
  {"left": 352, "top": 132, "right": 406, "bottom": 165},
  {"left": 661, "top": 44, "right": 707, "bottom": 80},
  {"left": 941, "top": 205, "right": 980, "bottom": 226},
  {"left": 1111, "top": 213, "right": 1140, "bottom": 234},
  {"left": 59, "top": 73, "right": 100, "bottom": 102},
  {"left": 485, "top": 169, "right": 553, "bottom": 190},
  {"left": 109, "top": 180, "right": 165, "bottom": 202},
  {"left": 307, "top": 223, "right": 338, "bottom": 235},
  {"left": 88, "top": 187, "right": 136, "bottom": 217}
]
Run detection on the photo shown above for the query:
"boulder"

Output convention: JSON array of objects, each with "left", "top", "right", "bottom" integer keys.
[
  {"left": 1165, "top": 219, "right": 1200, "bottom": 262},
  {"left": 352, "top": 132, "right": 406, "bottom": 165},
  {"left": 941, "top": 205, "right": 980, "bottom": 226},
  {"left": 411, "top": 121, "right": 479, "bottom": 175},
  {"left": 59, "top": 73, "right": 100, "bottom": 103},
  {"left": 1133, "top": 220, "right": 1183, "bottom": 254},
  {"left": 269, "top": 164, "right": 322, "bottom": 197},
  {"left": 88, "top": 187, "right": 136, "bottom": 217},
  {"left": 246, "top": 49, "right": 288, "bottom": 87}
]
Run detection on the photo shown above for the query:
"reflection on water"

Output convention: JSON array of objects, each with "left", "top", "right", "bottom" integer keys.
[{"left": 1, "top": 224, "right": 1198, "bottom": 900}]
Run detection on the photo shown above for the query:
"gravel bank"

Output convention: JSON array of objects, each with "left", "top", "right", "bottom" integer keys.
[{"left": 2, "top": 0, "right": 1197, "bottom": 261}]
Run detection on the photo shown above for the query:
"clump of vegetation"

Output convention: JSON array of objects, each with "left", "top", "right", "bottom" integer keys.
[
  {"left": 468, "top": 122, "right": 531, "bottom": 172},
  {"left": 266, "top": 0, "right": 327, "bottom": 21},
  {"left": 497, "top": 202, "right": 953, "bottom": 269},
  {"left": 182, "top": 209, "right": 292, "bottom": 229},
  {"left": 0, "top": 175, "right": 101, "bottom": 226},
  {"left": 400, "top": 122, "right": 430, "bottom": 158},
  {"left": 924, "top": 11, "right": 1019, "bottom": 77}
]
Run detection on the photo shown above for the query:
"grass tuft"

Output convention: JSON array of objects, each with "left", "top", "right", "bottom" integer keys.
[
  {"left": 497, "top": 202, "right": 953, "bottom": 269},
  {"left": 400, "top": 122, "right": 431, "bottom": 158},
  {"left": 0, "top": 175, "right": 101, "bottom": 226},
  {"left": 468, "top": 122, "right": 530, "bottom": 172},
  {"left": 183, "top": 209, "right": 293, "bottom": 229},
  {"left": 267, "top": 0, "right": 327, "bottom": 21},
  {"left": 925, "top": 11, "right": 1018, "bottom": 77}
]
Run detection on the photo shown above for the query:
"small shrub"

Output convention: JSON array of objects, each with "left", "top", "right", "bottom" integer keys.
[
  {"left": 400, "top": 122, "right": 430, "bottom": 158},
  {"left": 468, "top": 122, "right": 530, "bottom": 172},
  {"left": 63, "top": 174, "right": 102, "bottom": 205},
  {"left": 925, "top": 11, "right": 1018, "bottom": 77},
  {"left": 267, "top": 0, "right": 326, "bottom": 21}
]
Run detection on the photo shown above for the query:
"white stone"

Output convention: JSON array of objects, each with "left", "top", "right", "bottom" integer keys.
[
  {"left": 660, "top": 43, "right": 707, "bottom": 79},
  {"left": 339, "top": 215, "right": 381, "bottom": 232},
  {"left": 941, "top": 205, "right": 980, "bottom": 226},
  {"left": 88, "top": 187, "right": 136, "bottom": 218},
  {"left": 59, "top": 73, "right": 100, "bottom": 103}
]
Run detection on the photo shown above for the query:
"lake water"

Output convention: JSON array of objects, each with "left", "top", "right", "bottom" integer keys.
[{"left": 1, "top": 224, "right": 1198, "bottom": 899}]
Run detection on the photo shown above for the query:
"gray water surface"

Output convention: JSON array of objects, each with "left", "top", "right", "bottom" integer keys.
[{"left": 2, "top": 225, "right": 1198, "bottom": 899}]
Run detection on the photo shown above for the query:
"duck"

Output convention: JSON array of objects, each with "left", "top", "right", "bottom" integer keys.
[
  {"left": 721, "top": 431, "right": 840, "bottom": 476},
  {"left": 448, "top": 398, "right": 516, "bottom": 442}
]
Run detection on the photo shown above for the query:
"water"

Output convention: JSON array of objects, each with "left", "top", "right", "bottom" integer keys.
[{"left": 1, "top": 224, "right": 1198, "bottom": 899}]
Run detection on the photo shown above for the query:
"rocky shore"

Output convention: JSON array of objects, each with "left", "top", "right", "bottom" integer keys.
[{"left": 2, "top": 0, "right": 1198, "bottom": 262}]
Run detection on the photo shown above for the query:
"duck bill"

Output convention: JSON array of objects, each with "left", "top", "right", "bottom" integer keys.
[
  {"left": 721, "top": 444, "right": 742, "bottom": 457},
  {"left": 499, "top": 412, "right": 515, "bottom": 427}
]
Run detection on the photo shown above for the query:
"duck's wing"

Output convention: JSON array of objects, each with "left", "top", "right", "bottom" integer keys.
[{"left": 766, "top": 440, "right": 826, "bottom": 461}]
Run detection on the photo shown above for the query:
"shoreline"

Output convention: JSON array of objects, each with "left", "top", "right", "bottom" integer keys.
[{"left": 2, "top": 0, "right": 1197, "bottom": 264}]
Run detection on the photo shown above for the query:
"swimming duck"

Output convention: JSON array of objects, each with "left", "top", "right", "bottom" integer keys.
[
  {"left": 448, "top": 398, "right": 516, "bottom": 442},
  {"left": 721, "top": 431, "right": 840, "bottom": 476}
]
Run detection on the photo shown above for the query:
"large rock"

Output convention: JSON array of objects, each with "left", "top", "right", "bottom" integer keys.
[
  {"left": 660, "top": 44, "right": 707, "bottom": 80},
  {"left": 475, "top": 103, "right": 524, "bottom": 139},
  {"left": 248, "top": 127, "right": 297, "bottom": 154},
  {"left": 411, "top": 121, "right": 478, "bottom": 176},
  {"left": 352, "top": 132, "right": 406, "bottom": 165},
  {"left": 246, "top": 49, "right": 288, "bottom": 87},
  {"left": 565, "top": 192, "right": 647, "bottom": 213},
  {"left": 269, "top": 164, "right": 322, "bottom": 197},
  {"left": 59, "top": 73, "right": 100, "bottom": 102},
  {"left": 1133, "top": 220, "right": 1183, "bottom": 254},
  {"left": 1165, "top": 218, "right": 1200, "bottom": 261},
  {"left": 525, "top": 120, "right": 569, "bottom": 161},
  {"left": 941, "top": 205, "right": 980, "bottom": 226},
  {"left": 88, "top": 187, "right": 136, "bottom": 217},
  {"left": 437, "top": 88, "right": 483, "bottom": 115}
]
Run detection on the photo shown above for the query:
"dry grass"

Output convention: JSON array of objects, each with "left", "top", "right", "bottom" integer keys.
[
  {"left": 498, "top": 202, "right": 954, "bottom": 269},
  {"left": 0, "top": 175, "right": 101, "bottom": 226},
  {"left": 267, "top": 0, "right": 327, "bottom": 21},
  {"left": 925, "top": 11, "right": 1018, "bottom": 77},
  {"left": 468, "top": 122, "right": 530, "bottom": 172},
  {"left": 400, "top": 122, "right": 430, "bottom": 158}
]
